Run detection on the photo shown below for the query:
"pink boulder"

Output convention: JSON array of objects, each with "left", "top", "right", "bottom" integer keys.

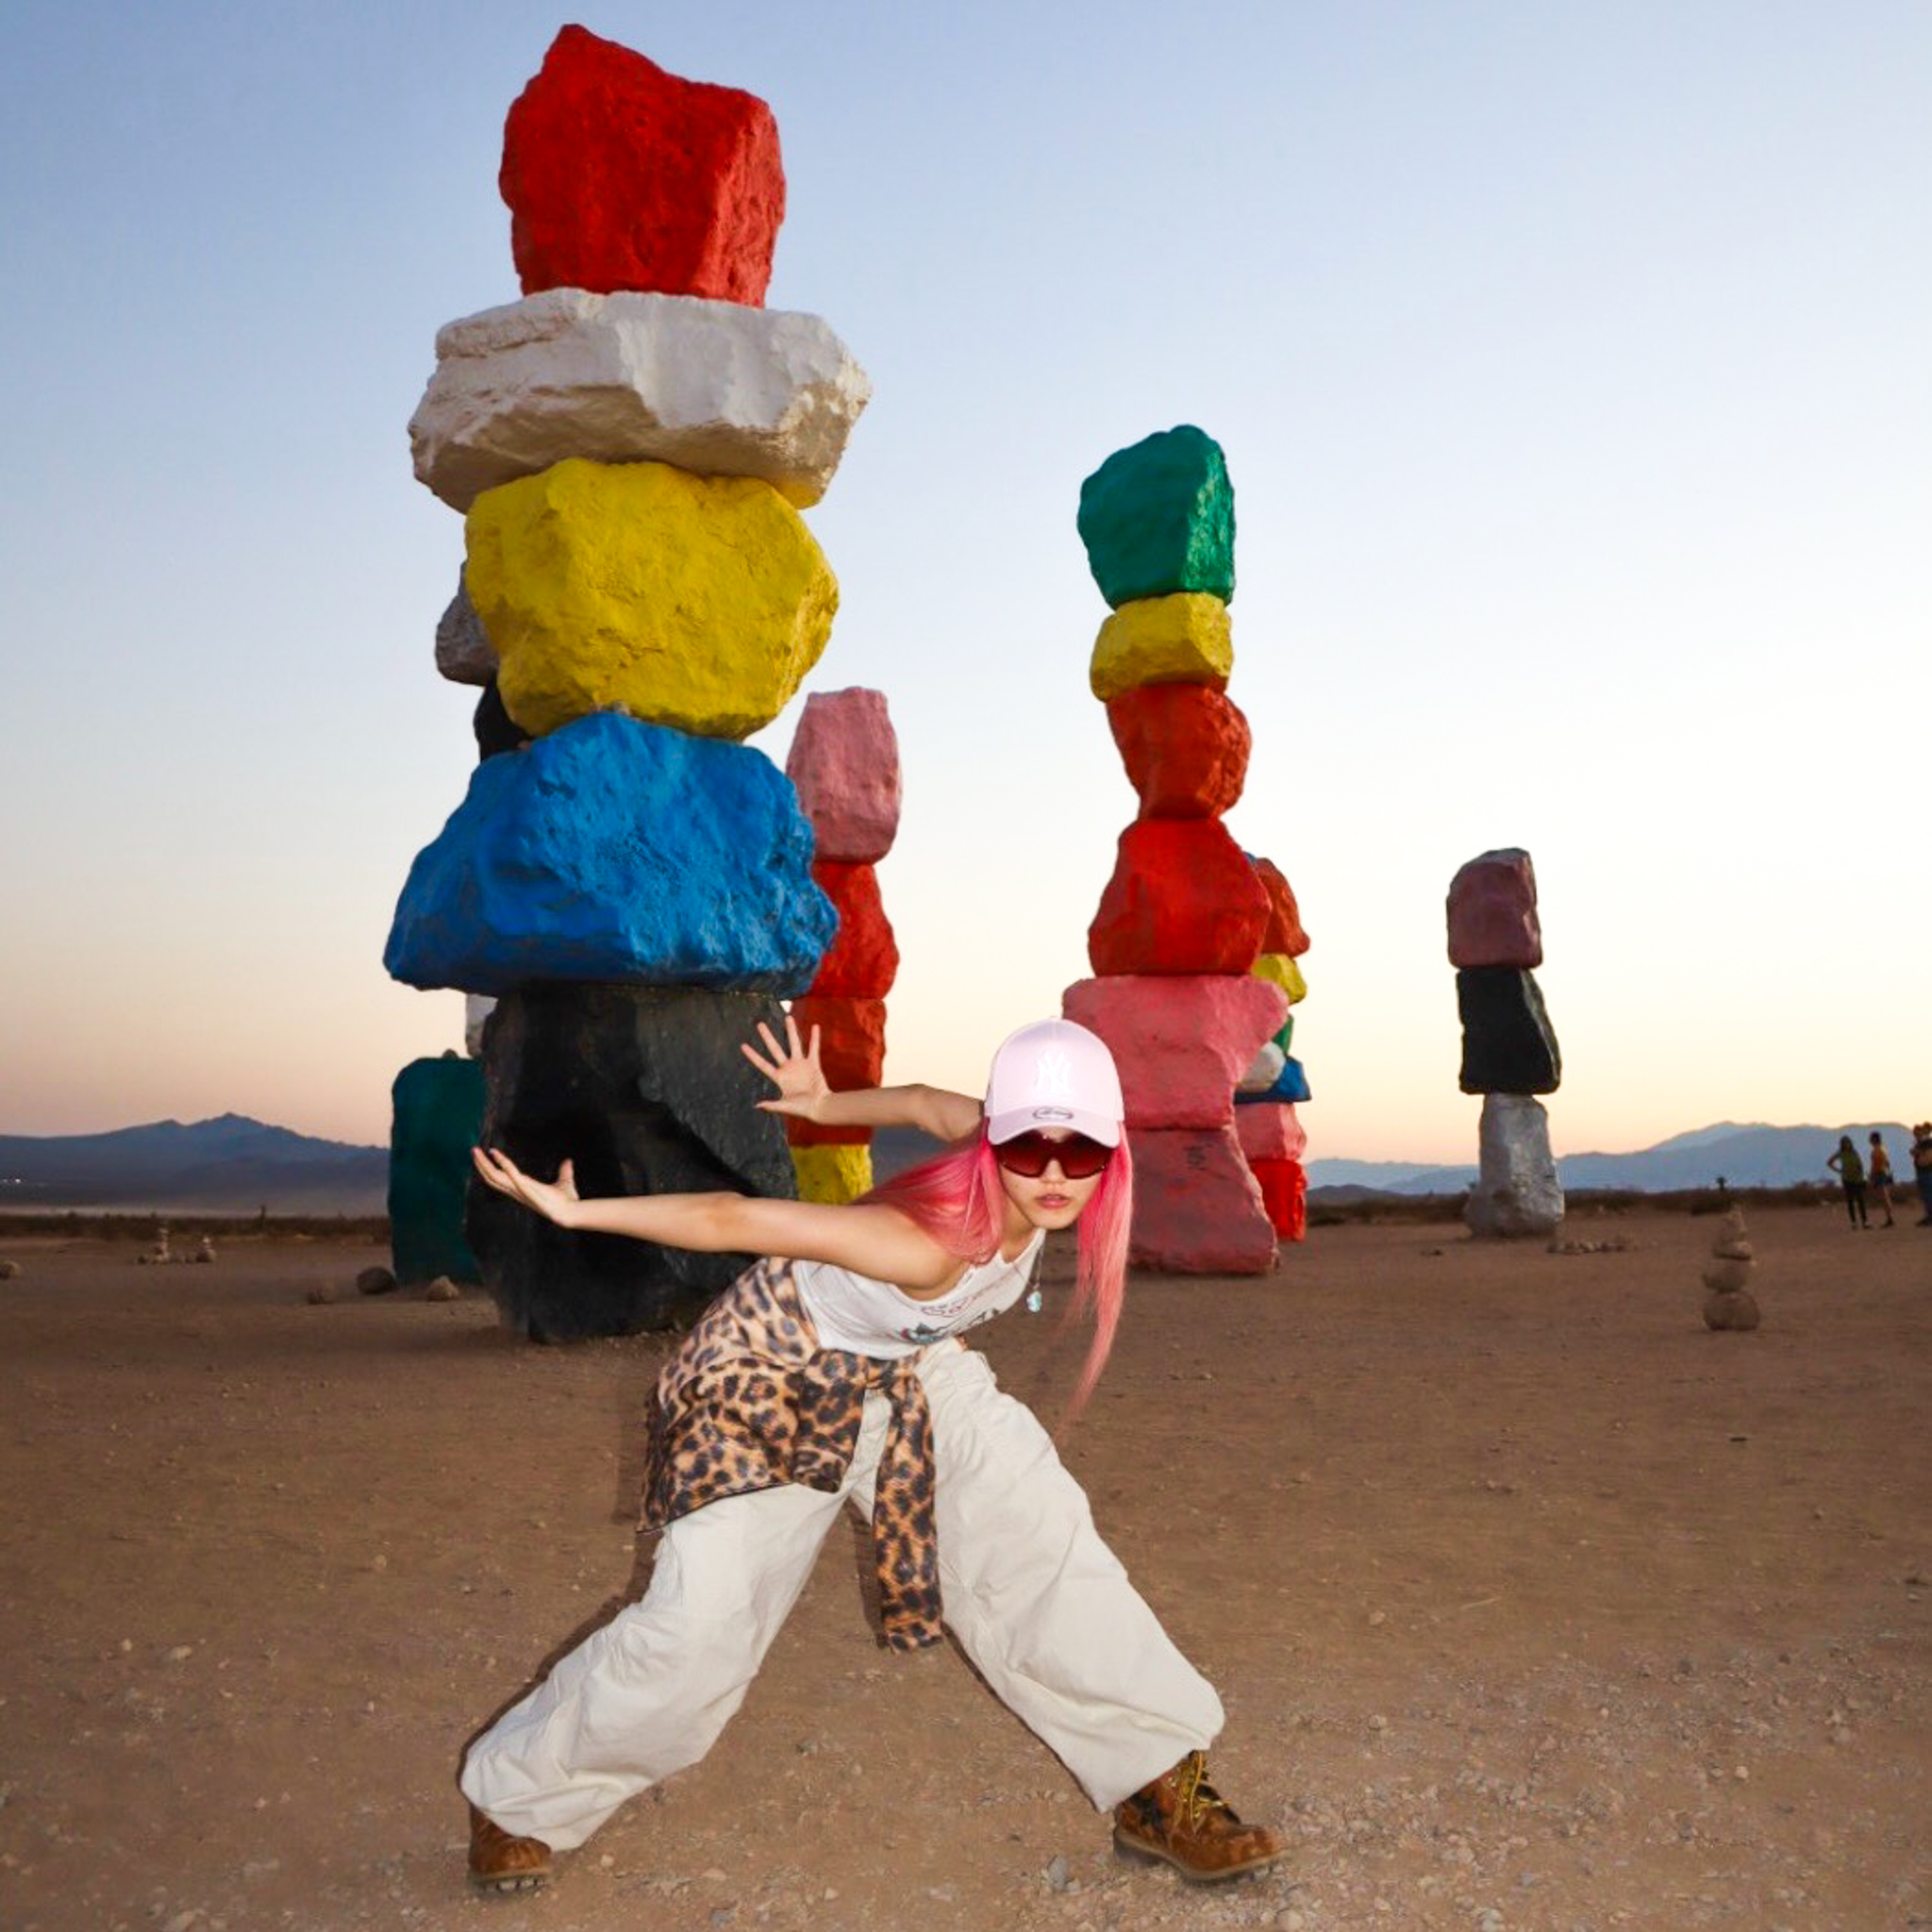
[
  {"left": 1062, "top": 975, "right": 1287, "bottom": 1129},
  {"left": 1087, "top": 820, "right": 1269, "bottom": 975},
  {"left": 1446, "top": 847, "right": 1541, "bottom": 968},
  {"left": 809, "top": 861, "right": 899, "bottom": 999},
  {"left": 1235, "top": 1102, "right": 1307, "bottom": 1163},
  {"left": 1252, "top": 857, "right": 1310, "bottom": 958},
  {"left": 785, "top": 689, "right": 902, "bottom": 863},
  {"left": 1126, "top": 1125, "right": 1276, "bottom": 1274},
  {"left": 501, "top": 26, "right": 786, "bottom": 303},
  {"left": 1105, "top": 683, "right": 1251, "bottom": 819}
]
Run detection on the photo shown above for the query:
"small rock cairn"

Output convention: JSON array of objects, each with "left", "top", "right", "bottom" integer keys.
[
  {"left": 782, "top": 689, "right": 904, "bottom": 1205},
  {"left": 1060, "top": 426, "right": 1307, "bottom": 1273},
  {"left": 1702, "top": 1207, "right": 1760, "bottom": 1330},
  {"left": 138, "top": 1225, "right": 215, "bottom": 1266},
  {"left": 384, "top": 26, "right": 871, "bottom": 1339},
  {"left": 1447, "top": 848, "right": 1563, "bottom": 1240}
]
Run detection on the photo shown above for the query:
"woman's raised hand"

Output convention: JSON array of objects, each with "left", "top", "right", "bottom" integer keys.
[
  {"left": 741, "top": 1014, "right": 829, "bottom": 1121},
  {"left": 472, "top": 1146, "right": 582, "bottom": 1227}
]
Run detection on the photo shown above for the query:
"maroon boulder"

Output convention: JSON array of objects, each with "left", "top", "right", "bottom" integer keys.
[
  {"left": 1126, "top": 1125, "right": 1276, "bottom": 1274},
  {"left": 809, "top": 861, "right": 899, "bottom": 999},
  {"left": 1446, "top": 847, "right": 1541, "bottom": 969},
  {"left": 786, "top": 688, "right": 902, "bottom": 863},
  {"left": 1105, "top": 683, "right": 1251, "bottom": 819},
  {"left": 1062, "top": 975, "right": 1287, "bottom": 1129},
  {"left": 1087, "top": 820, "right": 1269, "bottom": 975},
  {"left": 501, "top": 26, "right": 786, "bottom": 303}
]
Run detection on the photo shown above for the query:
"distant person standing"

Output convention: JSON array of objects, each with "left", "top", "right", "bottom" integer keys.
[
  {"left": 1911, "top": 1124, "right": 1932, "bottom": 1226},
  {"left": 1866, "top": 1132, "right": 1897, "bottom": 1227},
  {"left": 1825, "top": 1135, "right": 1869, "bottom": 1229}
]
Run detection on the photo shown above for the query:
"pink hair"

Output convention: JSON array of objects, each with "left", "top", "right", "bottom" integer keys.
[{"left": 863, "top": 1126, "right": 1134, "bottom": 1417}]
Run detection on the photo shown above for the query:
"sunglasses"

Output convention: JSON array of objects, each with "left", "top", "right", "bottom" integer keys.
[{"left": 993, "top": 1130, "right": 1113, "bottom": 1180}]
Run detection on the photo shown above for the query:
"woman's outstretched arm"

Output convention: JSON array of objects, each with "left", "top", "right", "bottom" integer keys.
[
  {"left": 741, "top": 1015, "right": 983, "bottom": 1142},
  {"left": 470, "top": 1148, "right": 962, "bottom": 1291}
]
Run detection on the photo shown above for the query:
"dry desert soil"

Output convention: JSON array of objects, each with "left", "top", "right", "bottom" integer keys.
[{"left": 0, "top": 1205, "right": 1926, "bottom": 1932}]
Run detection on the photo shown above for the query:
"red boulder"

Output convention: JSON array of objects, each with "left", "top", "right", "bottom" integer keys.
[
  {"left": 500, "top": 26, "right": 786, "bottom": 303},
  {"left": 1105, "top": 683, "right": 1251, "bottom": 819},
  {"left": 1087, "top": 820, "right": 1269, "bottom": 975},
  {"left": 788, "top": 994, "right": 886, "bottom": 1090},
  {"left": 1251, "top": 857, "right": 1310, "bottom": 958},
  {"left": 809, "top": 862, "right": 899, "bottom": 999},
  {"left": 1126, "top": 1125, "right": 1276, "bottom": 1274},
  {"left": 786, "top": 1116, "right": 872, "bottom": 1148},
  {"left": 1248, "top": 1157, "right": 1307, "bottom": 1241}
]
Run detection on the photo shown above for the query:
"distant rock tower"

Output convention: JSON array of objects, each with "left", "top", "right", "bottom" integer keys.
[
  {"left": 1447, "top": 848, "right": 1563, "bottom": 1239},
  {"left": 1060, "top": 426, "right": 1288, "bottom": 1274},
  {"left": 384, "top": 27, "right": 871, "bottom": 1338},
  {"left": 783, "top": 689, "right": 903, "bottom": 1205}
]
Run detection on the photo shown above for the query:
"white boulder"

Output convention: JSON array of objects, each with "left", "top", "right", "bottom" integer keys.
[
  {"left": 1465, "top": 1092, "right": 1564, "bottom": 1239},
  {"left": 409, "top": 289, "right": 872, "bottom": 512},
  {"left": 464, "top": 993, "right": 496, "bottom": 1059}
]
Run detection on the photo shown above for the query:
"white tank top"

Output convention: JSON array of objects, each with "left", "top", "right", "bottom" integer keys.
[{"left": 794, "top": 1231, "right": 1045, "bottom": 1358}]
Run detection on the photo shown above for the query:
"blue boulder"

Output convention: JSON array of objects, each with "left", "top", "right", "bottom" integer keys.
[
  {"left": 1235, "top": 1055, "right": 1311, "bottom": 1107},
  {"left": 385, "top": 712, "right": 837, "bottom": 995}
]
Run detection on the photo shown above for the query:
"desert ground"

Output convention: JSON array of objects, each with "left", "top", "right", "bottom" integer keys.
[{"left": 0, "top": 1203, "right": 1926, "bottom": 1932}]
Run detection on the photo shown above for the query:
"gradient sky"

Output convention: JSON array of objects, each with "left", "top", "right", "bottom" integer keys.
[{"left": 3, "top": 0, "right": 1927, "bottom": 1163}]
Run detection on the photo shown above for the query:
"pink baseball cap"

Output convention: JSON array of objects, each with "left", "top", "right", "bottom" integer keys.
[{"left": 984, "top": 1018, "right": 1124, "bottom": 1147}]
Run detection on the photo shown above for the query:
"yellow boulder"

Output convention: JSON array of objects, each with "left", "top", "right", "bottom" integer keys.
[
  {"left": 1252, "top": 952, "right": 1307, "bottom": 1005},
  {"left": 465, "top": 457, "right": 838, "bottom": 740},
  {"left": 791, "top": 1142, "right": 874, "bottom": 1206},
  {"left": 1090, "top": 592, "right": 1233, "bottom": 702}
]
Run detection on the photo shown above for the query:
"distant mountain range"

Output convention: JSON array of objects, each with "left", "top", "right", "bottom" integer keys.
[
  {"left": 0, "top": 1114, "right": 389, "bottom": 1213},
  {"left": 1305, "top": 1120, "right": 1915, "bottom": 1195},
  {"left": 0, "top": 1114, "right": 1914, "bottom": 1216}
]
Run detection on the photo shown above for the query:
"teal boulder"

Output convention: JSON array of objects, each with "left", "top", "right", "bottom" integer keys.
[
  {"left": 1076, "top": 425, "right": 1235, "bottom": 608},
  {"left": 389, "top": 1055, "right": 486, "bottom": 1283}
]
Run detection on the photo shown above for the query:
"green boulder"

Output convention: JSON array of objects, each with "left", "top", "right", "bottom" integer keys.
[
  {"left": 389, "top": 1055, "right": 485, "bottom": 1284},
  {"left": 1076, "top": 425, "right": 1235, "bottom": 608}
]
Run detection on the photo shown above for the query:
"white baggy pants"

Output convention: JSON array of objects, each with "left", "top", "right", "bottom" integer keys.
[{"left": 461, "top": 1341, "right": 1223, "bottom": 1849}]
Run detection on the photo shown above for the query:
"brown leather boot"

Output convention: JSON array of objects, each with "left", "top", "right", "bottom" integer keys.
[
  {"left": 468, "top": 1803, "right": 552, "bottom": 1892},
  {"left": 1113, "top": 1752, "right": 1283, "bottom": 1883}
]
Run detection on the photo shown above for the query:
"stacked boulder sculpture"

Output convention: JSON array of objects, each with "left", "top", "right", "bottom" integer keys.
[
  {"left": 782, "top": 688, "right": 903, "bottom": 1205},
  {"left": 1062, "top": 426, "right": 1302, "bottom": 1273},
  {"left": 1447, "top": 848, "right": 1564, "bottom": 1239},
  {"left": 386, "top": 26, "right": 869, "bottom": 1339},
  {"left": 1236, "top": 855, "right": 1314, "bottom": 1241},
  {"left": 1701, "top": 1206, "right": 1760, "bottom": 1331}
]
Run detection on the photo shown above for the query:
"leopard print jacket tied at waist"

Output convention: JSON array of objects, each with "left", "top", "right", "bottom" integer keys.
[{"left": 640, "top": 1257, "right": 945, "bottom": 1651}]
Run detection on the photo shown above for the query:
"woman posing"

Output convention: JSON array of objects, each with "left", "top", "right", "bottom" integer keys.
[{"left": 460, "top": 1015, "right": 1282, "bottom": 1892}]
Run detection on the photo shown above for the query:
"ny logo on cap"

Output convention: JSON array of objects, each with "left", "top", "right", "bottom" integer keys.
[{"left": 1033, "top": 1047, "right": 1073, "bottom": 1100}]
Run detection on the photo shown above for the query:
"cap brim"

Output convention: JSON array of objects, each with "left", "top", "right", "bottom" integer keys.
[{"left": 986, "top": 1106, "right": 1122, "bottom": 1148}]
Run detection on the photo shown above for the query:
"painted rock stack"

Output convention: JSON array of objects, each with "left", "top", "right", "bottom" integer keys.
[
  {"left": 388, "top": 1053, "right": 485, "bottom": 1286},
  {"left": 385, "top": 27, "right": 870, "bottom": 1339},
  {"left": 1236, "top": 853, "right": 1315, "bottom": 1241},
  {"left": 782, "top": 688, "right": 903, "bottom": 1205},
  {"left": 1448, "top": 848, "right": 1564, "bottom": 1239},
  {"left": 1060, "top": 426, "right": 1283, "bottom": 1274},
  {"left": 1701, "top": 1206, "right": 1761, "bottom": 1331}
]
